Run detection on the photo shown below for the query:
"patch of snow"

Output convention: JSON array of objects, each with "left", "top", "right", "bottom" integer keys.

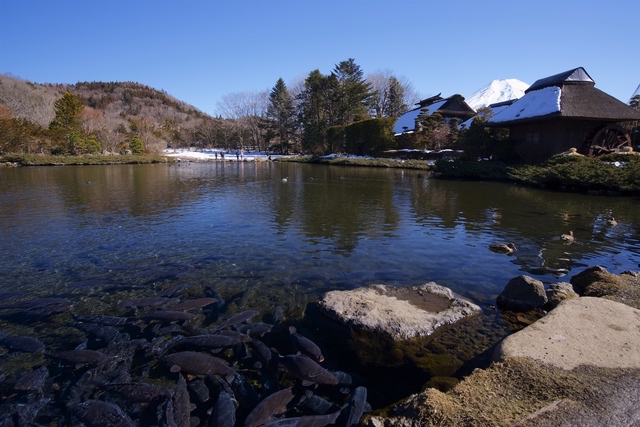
[
  {"left": 466, "top": 79, "right": 529, "bottom": 110},
  {"left": 162, "top": 148, "right": 292, "bottom": 161},
  {"left": 488, "top": 86, "right": 561, "bottom": 123},
  {"left": 459, "top": 101, "right": 515, "bottom": 129}
]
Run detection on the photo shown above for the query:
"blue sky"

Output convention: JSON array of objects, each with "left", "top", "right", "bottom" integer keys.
[{"left": 1, "top": 0, "right": 638, "bottom": 116}]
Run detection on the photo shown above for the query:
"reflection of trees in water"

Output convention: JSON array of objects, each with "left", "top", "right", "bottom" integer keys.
[
  {"left": 46, "top": 163, "right": 229, "bottom": 220},
  {"left": 9, "top": 162, "right": 637, "bottom": 275},
  {"left": 408, "top": 178, "right": 640, "bottom": 276},
  {"left": 269, "top": 166, "right": 401, "bottom": 253}
]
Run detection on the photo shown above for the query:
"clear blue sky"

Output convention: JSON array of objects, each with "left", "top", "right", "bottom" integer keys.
[{"left": 1, "top": 0, "right": 639, "bottom": 116}]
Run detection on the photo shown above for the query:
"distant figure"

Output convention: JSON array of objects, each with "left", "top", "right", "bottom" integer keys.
[
  {"left": 215, "top": 152, "right": 218, "bottom": 160},
  {"left": 236, "top": 151, "right": 240, "bottom": 160},
  {"left": 221, "top": 151, "right": 225, "bottom": 160}
]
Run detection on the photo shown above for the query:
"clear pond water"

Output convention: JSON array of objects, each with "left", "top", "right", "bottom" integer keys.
[{"left": 1, "top": 161, "right": 639, "bottom": 409}]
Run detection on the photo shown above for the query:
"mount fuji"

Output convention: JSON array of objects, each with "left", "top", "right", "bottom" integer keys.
[{"left": 465, "top": 79, "right": 530, "bottom": 110}]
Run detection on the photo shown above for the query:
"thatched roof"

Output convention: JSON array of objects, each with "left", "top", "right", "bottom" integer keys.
[
  {"left": 487, "top": 67, "right": 640, "bottom": 126},
  {"left": 526, "top": 67, "right": 594, "bottom": 93},
  {"left": 394, "top": 94, "right": 476, "bottom": 135},
  {"left": 560, "top": 84, "right": 640, "bottom": 120}
]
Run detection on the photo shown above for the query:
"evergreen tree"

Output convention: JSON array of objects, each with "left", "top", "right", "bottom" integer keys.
[
  {"left": 49, "top": 91, "right": 84, "bottom": 154},
  {"left": 298, "top": 70, "right": 331, "bottom": 154},
  {"left": 331, "top": 58, "right": 372, "bottom": 125},
  {"left": 266, "top": 78, "right": 296, "bottom": 154},
  {"left": 129, "top": 135, "right": 145, "bottom": 154},
  {"left": 386, "top": 76, "right": 407, "bottom": 118}
]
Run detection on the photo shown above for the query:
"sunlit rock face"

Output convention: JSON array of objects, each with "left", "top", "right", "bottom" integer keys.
[
  {"left": 494, "top": 296, "right": 640, "bottom": 370},
  {"left": 317, "top": 282, "right": 482, "bottom": 340}
]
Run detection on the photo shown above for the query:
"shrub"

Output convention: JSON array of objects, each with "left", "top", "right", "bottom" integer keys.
[{"left": 508, "top": 154, "right": 640, "bottom": 194}]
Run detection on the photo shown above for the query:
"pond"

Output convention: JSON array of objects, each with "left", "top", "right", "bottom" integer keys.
[{"left": 1, "top": 161, "right": 639, "bottom": 418}]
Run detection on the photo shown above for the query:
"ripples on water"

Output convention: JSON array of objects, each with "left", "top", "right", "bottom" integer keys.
[
  {"left": 0, "top": 162, "right": 639, "bottom": 411},
  {"left": 2, "top": 162, "right": 640, "bottom": 308}
]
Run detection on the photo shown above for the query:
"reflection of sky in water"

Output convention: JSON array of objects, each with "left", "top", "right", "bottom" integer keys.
[{"left": 1, "top": 163, "right": 639, "bottom": 308}]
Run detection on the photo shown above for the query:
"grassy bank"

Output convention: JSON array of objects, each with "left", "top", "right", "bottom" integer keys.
[
  {"left": 277, "top": 155, "right": 433, "bottom": 170},
  {"left": 0, "top": 153, "right": 172, "bottom": 166},
  {"left": 433, "top": 153, "right": 640, "bottom": 196}
]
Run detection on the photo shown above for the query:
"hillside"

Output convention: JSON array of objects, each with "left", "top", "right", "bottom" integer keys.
[{"left": 0, "top": 73, "right": 216, "bottom": 154}]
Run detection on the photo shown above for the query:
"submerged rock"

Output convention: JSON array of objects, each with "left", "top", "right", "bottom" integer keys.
[{"left": 316, "top": 283, "right": 481, "bottom": 340}]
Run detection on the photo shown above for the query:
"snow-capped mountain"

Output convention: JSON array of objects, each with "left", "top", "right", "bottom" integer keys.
[{"left": 466, "top": 79, "right": 530, "bottom": 110}]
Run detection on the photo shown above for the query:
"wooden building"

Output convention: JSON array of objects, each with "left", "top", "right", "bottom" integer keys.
[{"left": 486, "top": 67, "right": 640, "bottom": 163}]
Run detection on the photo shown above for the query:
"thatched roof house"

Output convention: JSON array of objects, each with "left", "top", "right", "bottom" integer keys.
[
  {"left": 486, "top": 67, "right": 640, "bottom": 163},
  {"left": 394, "top": 94, "right": 476, "bottom": 136},
  {"left": 460, "top": 99, "right": 518, "bottom": 130}
]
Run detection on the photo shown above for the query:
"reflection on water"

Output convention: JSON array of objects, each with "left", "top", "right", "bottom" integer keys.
[
  {"left": 1, "top": 162, "right": 639, "bottom": 309},
  {"left": 1, "top": 161, "right": 639, "bottom": 410}
]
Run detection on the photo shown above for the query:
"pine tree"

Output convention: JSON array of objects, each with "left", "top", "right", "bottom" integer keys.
[
  {"left": 386, "top": 77, "right": 407, "bottom": 118},
  {"left": 129, "top": 135, "right": 145, "bottom": 154},
  {"left": 49, "top": 92, "right": 84, "bottom": 154},
  {"left": 331, "top": 58, "right": 372, "bottom": 125},
  {"left": 266, "top": 78, "right": 296, "bottom": 154},
  {"left": 298, "top": 70, "right": 331, "bottom": 154}
]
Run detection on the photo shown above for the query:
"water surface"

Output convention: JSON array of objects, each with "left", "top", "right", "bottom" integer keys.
[
  {"left": 2, "top": 162, "right": 638, "bottom": 307},
  {"left": 1, "top": 161, "right": 639, "bottom": 406}
]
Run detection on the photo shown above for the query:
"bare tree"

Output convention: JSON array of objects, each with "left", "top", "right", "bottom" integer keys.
[
  {"left": 216, "top": 90, "right": 268, "bottom": 149},
  {"left": 366, "top": 70, "right": 422, "bottom": 118},
  {"left": 0, "top": 74, "right": 57, "bottom": 127}
]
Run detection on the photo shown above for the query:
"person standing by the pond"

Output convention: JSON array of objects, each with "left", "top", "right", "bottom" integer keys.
[{"left": 236, "top": 151, "right": 240, "bottom": 160}]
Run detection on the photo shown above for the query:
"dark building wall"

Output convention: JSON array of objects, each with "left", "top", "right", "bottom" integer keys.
[{"left": 508, "top": 119, "right": 607, "bottom": 163}]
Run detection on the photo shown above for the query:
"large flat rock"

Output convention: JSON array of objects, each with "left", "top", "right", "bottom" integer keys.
[
  {"left": 317, "top": 282, "right": 481, "bottom": 340},
  {"left": 494, "top": 296, "right": 640, "bottom": 370}
]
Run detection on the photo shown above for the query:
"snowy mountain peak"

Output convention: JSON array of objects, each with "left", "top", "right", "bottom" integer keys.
[{"left": 466, "top": 79, "right": 530, "bottom": 110}]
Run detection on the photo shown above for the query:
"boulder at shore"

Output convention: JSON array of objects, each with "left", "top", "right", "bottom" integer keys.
[
  {"left": 494, "top": 296, "right": 640, "bottom": 370},
  {"left": 317, "top": 282, "right": 481, "bottom": 340},
  {"left": 496, "top": 275, "right": 547, "bottom": 311}
]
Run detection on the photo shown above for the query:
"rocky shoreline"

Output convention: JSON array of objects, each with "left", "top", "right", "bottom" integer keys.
[{"left": 351, "top": 266, "right": 640, "bottom": 426}]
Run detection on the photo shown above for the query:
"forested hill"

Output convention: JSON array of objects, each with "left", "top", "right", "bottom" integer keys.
[
  {"left": 73, "top": 80, "right": 207, "bottom": 121},
  {"left": 0, "top": 73, "right": 223, "bottom": 154},
  {"left": 0, "top": 74, "right": 209, "bottom": 129}
]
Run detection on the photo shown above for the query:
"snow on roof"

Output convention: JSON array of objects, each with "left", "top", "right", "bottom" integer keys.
[
  {"left": 459, "top": 100, "right": 516, "bottom": 129},
  {"left": 393, "top": 99, "right": 447, "bottom": 135},
  {"left": 488, "top": 86, "right": 561, "bottom": 124}
]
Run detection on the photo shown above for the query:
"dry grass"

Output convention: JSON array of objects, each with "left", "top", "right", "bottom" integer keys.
[{"left": 368, "top": 357, "right": 640, "bottom": 427}]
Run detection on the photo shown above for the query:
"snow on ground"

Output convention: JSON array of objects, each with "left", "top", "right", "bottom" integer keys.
[
  {"left": 162, "top": 148, "right": 293, "bottom": 161},
  {"left": 163, "top": 149, "right": 380, "bottom": 162}
]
